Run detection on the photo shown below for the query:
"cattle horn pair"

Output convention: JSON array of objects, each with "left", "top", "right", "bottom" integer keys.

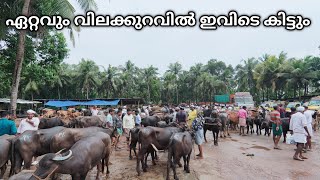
[{"left": 53, "top": 150, "right": 73, "bottom": 161}]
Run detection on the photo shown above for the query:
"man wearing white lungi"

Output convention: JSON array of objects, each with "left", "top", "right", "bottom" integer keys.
[
  {"left": 304, "top": 106, "right": 314, "bottom": 151},
  {"left": 290, "top": 106, "right": 311, "bottom": 161}
]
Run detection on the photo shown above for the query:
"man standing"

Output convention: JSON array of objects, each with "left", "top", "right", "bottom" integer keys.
[
  {"left": 106, "top": 109, "right": 114, "bottom": 128},
  {"left": 290, "top": 106, "right": 311, "bottom": 161},
  {"left": 176, "top": 107, "right": 187, "bottom": 126},
  {"left": 192, "top": 117, "right": 204, "bottom": 159},
  {"left": 113, "top": 110, "right": 123, "bottom": 150},
  {"left": 270, "top": 106, "right": 282, "bottom": 150},
  {"left": 0, "top": 111, "right": 17, "bottom": 136},
  {"left": 123, "top": 109, "right": 135, "bottom": 146},
  {"left": 279, "top": 104, "right": 286, "bottom": 118},
  {"left": 188, "top": 106, "right": 197, "bottom": 128},
  {"left": 238, "top": 106, "right": 248, "bottom": 136},
  {"left": 135, "top": 110, "right": 141, "bottom": 127},
  {"left": 17, "top": 110, "right": 40, "bottom": 134},
  {"left": 172, "top": 107, "right": 179, "bottom": 122},
  {"left": 91, "top": 106, "right": 99, "bottom": 116},
  {"left": 303, "top": 106, "right": 314, "bottom": 151}
]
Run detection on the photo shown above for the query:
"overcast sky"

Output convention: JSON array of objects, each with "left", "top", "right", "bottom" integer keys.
[{"left": 65, "top": 0, "right": 319, "bottom": 74}]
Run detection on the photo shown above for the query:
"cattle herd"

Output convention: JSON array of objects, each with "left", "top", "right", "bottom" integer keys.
[{"left": 0, "top": 106, "right": 319, "bottom": 180}]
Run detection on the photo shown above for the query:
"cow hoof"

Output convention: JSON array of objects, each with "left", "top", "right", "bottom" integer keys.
[
  {"left": 143, "top": 168, "right": 147, "bottom": 172},
  {"left": 152, "top": 162, "right": 157, "bottom": 166},
  {"left": 178, "top": 163, "right": 182, "bottom": 167},
  {"left": 220, "top": 136, "right": 223, "bottom": 138},
  {"left": 186, "top": 169, "right": 190, "bottom": 173},
  {"left": 129, "top": 156, "right": 133, "bottom": 160}
]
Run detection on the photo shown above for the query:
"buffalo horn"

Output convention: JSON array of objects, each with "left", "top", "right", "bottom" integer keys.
[
  {"left": 151, "top": 143, "right": 159, "bottom": 152},
  {"left": 55, "top": 148, "right": 66, "bottom": 155},
  {"left": 52, "top": 150, "right": 73, "bottom": 161}
]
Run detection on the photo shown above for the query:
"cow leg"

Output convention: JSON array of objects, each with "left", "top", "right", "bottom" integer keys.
[
  {"left": 215, "top": 131, "right": 219, "bottom": 146},
  {"left": 0, "top": 164, "right": 6, "bottom": 179},
  {"left": 246, "top": 125, "right": 249, "bottom": 134},
  {"left": 136, "top": 150, "right": 143, "bottom": 176},
  {"left": 183, "top": 155, "right": 187, "bottom": 171},
  {"left": 21, "top": 154, "right": 33, "bottom": 170},
  {"left": 96, "top": 163, "right": 102, "bottom": 180},
  {"left": 155, "top": 151, "right": 158, "bottom": 160},
  {"left": 167, "top": 149, "right": 172, "bottom": 180},
  {"left": 203, "top": 128, "right": 208, "bottom": 143},
  {"left": 129, "top": 147, "right": 133, "bottom": 160},
  {"left": 105, "top": 154, "right": 110, "bottom": 174},
  {"left": 144, "top": 152, "right": 149, "bottom": 168},
  {"left": 186, "top": 153, "right": 191, "bottom": 173},
  {"left": 151, "top": 151, "right": 157, "bottom": 165},
  {"left": 173, "top": 158, "right": 179, "bottom": 180}
]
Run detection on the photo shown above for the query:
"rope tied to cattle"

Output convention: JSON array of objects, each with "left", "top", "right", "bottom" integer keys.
[{"left": 32, "top": 166, "right": 59, "bottom": 180}]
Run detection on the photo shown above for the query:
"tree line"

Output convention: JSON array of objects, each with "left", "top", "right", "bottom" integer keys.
[
  {"left": 1, "top": 31, "right": 320, "bottom": 104},
  {"left": 1, "top": 0, "right": 320, "bottom": 114}
]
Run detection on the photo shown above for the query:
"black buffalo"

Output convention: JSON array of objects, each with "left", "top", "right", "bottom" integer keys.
[
  {"left": 38, "top": 117, "right": 65, "bottom": 129},
  {"left": 166, "top": 131, "right": 193, "bottom": 180},
  {"left": 29, "top": 132, "right": 111, "bottom": 180},
  {"left": 11, "top": 126, "right": 65, "bottom": 175}
]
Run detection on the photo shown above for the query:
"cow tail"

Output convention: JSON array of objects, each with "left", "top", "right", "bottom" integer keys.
[
  {"left": 102, "top": 158, "right": 105, "bottom": 174},
  {"left": 9, "top": 138, "right": 15, "bottom": 176}
]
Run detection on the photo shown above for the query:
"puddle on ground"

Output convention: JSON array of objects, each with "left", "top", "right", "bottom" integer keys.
[{"left": 250, "top": 146, "right": 270, "bottom": 151}]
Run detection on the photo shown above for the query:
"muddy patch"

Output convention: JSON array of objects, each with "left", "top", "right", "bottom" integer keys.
[
  {"left": 231, "top": 139, "right": 238, "bottom": 142},
  {"left": 250, "top": 146, "right": 270, "bottom": 151}
]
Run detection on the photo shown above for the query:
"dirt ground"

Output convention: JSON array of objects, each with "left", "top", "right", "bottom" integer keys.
[{"left": 3, "top": 129, "right": 320, "bottom": 180}]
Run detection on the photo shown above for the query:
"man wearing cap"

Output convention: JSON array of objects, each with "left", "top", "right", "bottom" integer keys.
[
  {"left": 290, "top": 106, "right": 311, "bottom": 161},
  {"left": 17, "top": 110, "right": 40, "bottom": 134},
  {"left": 0, "top": 111, "right": 17, "bottom": 136}
]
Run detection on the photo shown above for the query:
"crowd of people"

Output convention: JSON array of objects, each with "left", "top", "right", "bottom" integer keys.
[{"left": 0, "top": 103, "right": 318, "bottom": 164}]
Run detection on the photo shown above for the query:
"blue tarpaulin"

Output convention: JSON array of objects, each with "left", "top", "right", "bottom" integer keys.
[
  {"left": 44, "top": 99, "right": 120, "bottom": 107},
  {"left": 81, "top": 100, "right": 119, "bottom": 106}
]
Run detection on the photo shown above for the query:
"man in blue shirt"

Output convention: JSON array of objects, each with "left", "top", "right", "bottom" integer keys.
[{"left": 0, "top": 111, "right": 17, "bottom": 136}]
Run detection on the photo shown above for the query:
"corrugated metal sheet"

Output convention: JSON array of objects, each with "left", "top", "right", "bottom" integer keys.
[{"left": 0, "top": 98, "right": 41, "bottom": 104}]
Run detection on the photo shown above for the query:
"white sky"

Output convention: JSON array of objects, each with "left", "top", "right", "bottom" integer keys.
[{"left": 65, "top": 0, "right": 320, "bottom": 74}]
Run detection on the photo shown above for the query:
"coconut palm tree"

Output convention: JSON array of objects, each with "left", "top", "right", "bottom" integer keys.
[
  {"left": 167, "top": 62, "right": 182, "bottom": 104},
  {"left": 2, "top": 0, "right": 98, "bottom": 115},
  {"left": 77, "top": 59, "right": 100, "bottom": 99},
  {"left": 142, "top": 66, "right": 158, "bottom": 103}
]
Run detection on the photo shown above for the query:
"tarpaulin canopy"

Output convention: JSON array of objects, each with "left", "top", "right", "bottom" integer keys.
[
  {"left": 81, "top": 100, "right": 119, "bottom": 106},
  {"left": 44, "top": 101, "right": 81, "bottom": 107},
  {"left": 44, "top": 99, "right": 120, "bottom": 107}
]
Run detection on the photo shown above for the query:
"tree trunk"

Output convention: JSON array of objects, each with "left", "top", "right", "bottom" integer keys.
[
  {"left": 147, "top": 83, "right": 150, "bottom": 103},
  {"left": 58, "top": 86, "right": 61, "bottom": 99},
  {"left": 10, "top": 0, "right": 31, "bottom": 116},
  {"left": 86, "top": 87, "right": 89, "bottom": 99}
]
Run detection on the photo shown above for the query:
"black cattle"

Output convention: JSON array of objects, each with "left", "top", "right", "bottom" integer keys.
[
  {"left": 11, "top": 126, "right": 66, "bottom": 175},
  {"left": 29, "top": 132, "right": 111, "bottom": 180},
  {"left": 203, "top": 117, "right": 221, "bottom": 145},
  {"left": 0, "top": 135, "right": 15, "bottom": 179},
  {"left": 246, "top": 118, "right": 254, "bottom": 134},
  {"left": 76, "top": 116, "right": 106, "bottom": 128},
  {"left": 219, "top": 112, "right": 229, "bottom": 137},
  {"left": 254, "top": 114, "right": 263, "bottom": 135},
  {"left": 50, "top": 127, "right": 116, "bottom": 153},
  {"left": 141, "top": 116, "right": 160, "bottom": 127},
  {"left": 38, "top": 117, "right": 65, "bottom": 129},
  {"left": 261, "top": 120, "right": 272, "bottom": 136},
  {"left": 8, "top": 170, "right": 34, "bottom": 180},
  {"left": 137, "top": 126, "right": 184, "bottom": 176},
  {"left": 281, "top": 117, "right": 290, "bottom": 143},
  {"left": 129, "top": 128, "right": 140, "bottom": 160},
  {"left": 166, "top": 131, "right": 193, "bottom": 180}
]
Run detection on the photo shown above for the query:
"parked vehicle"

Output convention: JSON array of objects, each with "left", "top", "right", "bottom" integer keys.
[{"left": 234, "top": 92, "right": 254, "bottom": 108}]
